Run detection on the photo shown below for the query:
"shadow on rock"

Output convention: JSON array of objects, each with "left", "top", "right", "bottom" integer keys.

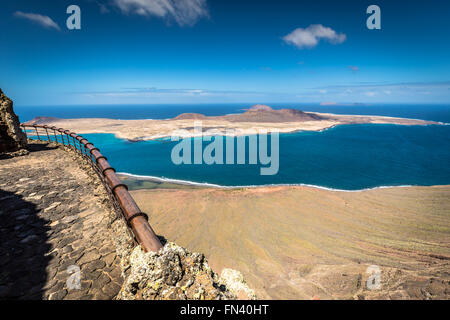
[
  {"left": 0, "top": 189, "right": 52, "bottom": 300},
  {"left": 26, "top": 141, "right": 58, "bottom": 153},
  {"left": 0, "top": 142, "right": 58, "bottom": 160}
]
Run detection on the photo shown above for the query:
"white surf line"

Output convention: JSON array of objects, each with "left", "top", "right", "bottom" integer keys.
[
  {"left": 308, "top": 111, "right": 444, "bottom": 123},
  {"left": 117, "top": 172, "right": 417, "bottom": 193}
]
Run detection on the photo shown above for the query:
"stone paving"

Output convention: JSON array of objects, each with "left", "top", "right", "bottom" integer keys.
[{"left": 0, "top": 142, "right": 123, "bottom": 300}]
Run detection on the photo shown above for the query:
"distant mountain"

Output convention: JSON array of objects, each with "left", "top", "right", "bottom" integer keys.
[
  {"left": 245, "top": 104, "right": 273, "bottom": 111},
  {"left": 172, "top": 113, "right": 208, "bottom": 120},
  {"left": 173, "top": 105, "right": 325, "bottom": 123},
  {"left": 24, "top": 116, "right": 60, "bottom": 125}
]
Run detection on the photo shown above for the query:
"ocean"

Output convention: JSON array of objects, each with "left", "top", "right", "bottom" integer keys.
[
  {"left": 15, "top": 103, "right": 450, "bottom": 123},
  {"left": 17, "top": 103, "right": 450, "bottom": 190}
]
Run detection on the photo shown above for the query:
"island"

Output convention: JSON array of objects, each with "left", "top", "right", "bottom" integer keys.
[{"left": 24, "top": 105, "right": 441, "bottom": 141}]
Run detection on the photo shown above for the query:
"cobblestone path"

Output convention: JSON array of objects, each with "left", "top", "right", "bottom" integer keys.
[{"left": 0, "top": 143, "right": 123, "bottom": 300}]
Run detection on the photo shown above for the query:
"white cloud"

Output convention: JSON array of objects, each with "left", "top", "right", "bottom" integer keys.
[
  {"left": 113, "top": 0, "right": 209, "bottom": 26},
  {"left": 80, "top": 87, "right": 264, "bottom": 98},
  {"left": 309, "top": 81, "right": 450, "bottom": 102},
  {"left": 14, "top": 11, "right": 60, "bottom": 30},
  {"left": 283, "top": 24, "right": 346, "bottom": 49},
  {"left": 348, "top": 65, "right": 359, "bottom": 72}
]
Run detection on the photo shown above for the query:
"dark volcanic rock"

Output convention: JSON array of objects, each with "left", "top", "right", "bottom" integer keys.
[
  {"left": 24, "top": 116, "right": 60, "bottom": 125},
  {"left": 171, "top": 104, "right": 325, "bottom": 123},
  {"left": 224, "top": 105, "right": 324, "bottom": 122},
  {"left": 0, "top": 88, "right": 27, "bottom": 154}
]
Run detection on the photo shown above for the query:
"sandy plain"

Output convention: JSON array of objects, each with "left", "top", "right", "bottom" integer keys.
[
  {"left": 25, "top": 111, "right": 440, "bottom": 141},
  {"left": 130, "top": 184, "right": 450, "bottom": 299}
]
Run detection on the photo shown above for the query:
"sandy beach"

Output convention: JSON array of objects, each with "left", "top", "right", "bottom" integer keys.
[{"left": 130, "top": 184, "right": 450, "bottom": 299}]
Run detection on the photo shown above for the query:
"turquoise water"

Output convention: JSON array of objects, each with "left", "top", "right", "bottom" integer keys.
[
  {"left": 79, "top": 123, "right": 450, "bottom": 190},
  {"left": 20, "top": 103, "right": 450, "bottom": 190}
]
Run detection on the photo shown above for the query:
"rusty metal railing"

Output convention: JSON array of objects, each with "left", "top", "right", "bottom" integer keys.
[{"left": 20, "top": 124, "right": 163, "bottom": 253}]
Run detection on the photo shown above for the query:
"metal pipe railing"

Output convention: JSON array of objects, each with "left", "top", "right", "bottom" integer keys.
[{"left": 21, "top": 124, "right": 163, "bottom": 253}]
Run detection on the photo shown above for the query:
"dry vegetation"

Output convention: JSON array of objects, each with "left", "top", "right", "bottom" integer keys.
[{"left": 131, "top": 185, "right": 450, "bottom": 299}]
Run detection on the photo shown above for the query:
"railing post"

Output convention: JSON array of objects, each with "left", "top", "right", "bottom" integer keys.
[
  {"left": 44, "top": 126, "right": 50, "bottom": 142},
  {"left": 57, "top": 128, "right": 65, "bottom": 145},
  {"left": 34, "top": 126, "right": 40, "bottom": 140},
  {"left": 21, "top": 124, "right": 28, "bottom": 140},
  {"left": 52, "top": 127, "right": 58, "bottom": 143},
  {"left": 64, "top": 130, "right": 72, "bottom": 148}
]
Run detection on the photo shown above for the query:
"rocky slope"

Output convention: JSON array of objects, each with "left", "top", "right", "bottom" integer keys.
[{"left": 131, "top": 185, "right": 450, "bottom": 300}]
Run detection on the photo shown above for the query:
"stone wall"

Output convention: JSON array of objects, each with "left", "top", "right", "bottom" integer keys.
[{"left": 0, "top": 88, "right": 27, "bottom": 154}]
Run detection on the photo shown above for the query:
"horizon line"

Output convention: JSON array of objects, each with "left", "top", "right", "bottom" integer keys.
[{"left": 15, "top": 101, "right": 450, "bottom": 108}]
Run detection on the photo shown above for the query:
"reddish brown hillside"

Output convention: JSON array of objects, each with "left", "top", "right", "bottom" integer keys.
[
  {"left": 172, "top": 113, "right": 208, "bottom": 120},
  {"left": 171, "top": 105, "right": 325, "bottom": 123}
]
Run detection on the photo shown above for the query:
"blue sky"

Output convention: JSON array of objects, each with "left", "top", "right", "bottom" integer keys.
[{"left": 1, "top": 0, "right": 449, "bottom": 106}]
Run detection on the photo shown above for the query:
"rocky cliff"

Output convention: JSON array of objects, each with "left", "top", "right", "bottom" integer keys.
[
  {"left": 117, "top": 243, "right": 256, "bottom": 300},
  {"left": 0, "top": 89, "right": 27, "bottom": 154}
]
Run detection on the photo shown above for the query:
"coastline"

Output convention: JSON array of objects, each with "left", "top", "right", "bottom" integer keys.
[
  {"left": 117, "top": 171, "right": 435, "bottom": 192},
  {"left": 24, "top": 110, "right": 442, "bottom": 142}
]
